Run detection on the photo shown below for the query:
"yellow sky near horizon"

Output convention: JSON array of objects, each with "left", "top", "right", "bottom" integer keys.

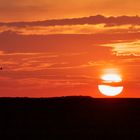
[{"left": 0, "top": 0, "right": 140, "bottom": 21}]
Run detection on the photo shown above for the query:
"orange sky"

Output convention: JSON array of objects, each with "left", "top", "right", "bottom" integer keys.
[
  {"left": 0, "top": 0, "right": 140, "bottom": 21},
  {"left": 0, "top": 0, "right": 140, "bottom": 97}
]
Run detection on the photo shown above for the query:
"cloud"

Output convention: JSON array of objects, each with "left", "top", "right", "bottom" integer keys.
[
  {"left": 1, "top": 15, "right": 140, "bottom": 27},
  {"left": 1, "top": 30, "right": 140, "bottom": 52},
  {"left": 1, "top": 15, "right": 140, "bottom": 35},
  {"left": 104, "top": 40, "right": 140, "bottom": 56}
]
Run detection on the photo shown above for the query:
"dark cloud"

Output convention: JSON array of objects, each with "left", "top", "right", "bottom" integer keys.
[{"left": 1, "top": 15, "right": 140, "bottom": 27}]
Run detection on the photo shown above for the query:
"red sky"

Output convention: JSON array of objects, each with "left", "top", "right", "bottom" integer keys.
[{"left": 0, "top": 1, "right": 140, "bottom": 97}]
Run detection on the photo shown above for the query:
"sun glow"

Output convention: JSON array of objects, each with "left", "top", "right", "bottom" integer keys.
[{"left": 98, "top": 73, "right": 123, "bottom": 96}]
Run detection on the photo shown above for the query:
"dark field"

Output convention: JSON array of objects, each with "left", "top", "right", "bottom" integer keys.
[{"left": 0, "top": 96, "right": 140, "bottom": 139}]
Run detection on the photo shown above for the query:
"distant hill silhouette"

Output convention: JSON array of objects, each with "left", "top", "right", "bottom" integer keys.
[{"left": 0, "top": 96, "right": 140, "bottom": 139}]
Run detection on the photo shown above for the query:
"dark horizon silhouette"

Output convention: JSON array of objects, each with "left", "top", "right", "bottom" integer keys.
[{"left": 1, "top": 96, "right": 140, "bottom": 139}]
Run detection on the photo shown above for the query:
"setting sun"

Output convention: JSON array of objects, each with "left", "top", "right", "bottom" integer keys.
[{"left": 98, "top": 73, "right": 123, "bottom": 96}]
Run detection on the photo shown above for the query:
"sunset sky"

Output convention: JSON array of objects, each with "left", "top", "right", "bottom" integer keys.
[{"left": 0, "top": 0, "right": 140, "bottom": 97}]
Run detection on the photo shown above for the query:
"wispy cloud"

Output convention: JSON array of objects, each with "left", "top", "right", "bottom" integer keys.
[{"left": 104, "top": 40, "right": 140, "bottom": 56}]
